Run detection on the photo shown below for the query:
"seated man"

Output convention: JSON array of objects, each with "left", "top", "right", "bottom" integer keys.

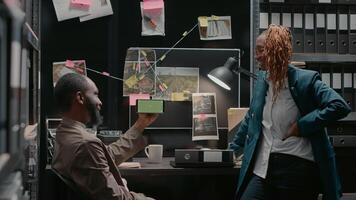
[{"left": 52, "top": 73, "right": 158, "bottom": 200}]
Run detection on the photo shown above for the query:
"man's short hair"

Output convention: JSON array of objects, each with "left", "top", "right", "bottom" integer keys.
[{"left": 54, "top": 73, "right": 89, "bottom": 113}]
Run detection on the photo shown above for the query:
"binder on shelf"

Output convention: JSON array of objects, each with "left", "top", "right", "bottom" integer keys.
[
  {"left": 332, "top": 69, "right": 342, "bottom": 95},
  {"left": 326, "top": 7, "right": 338, "bottom": 53},
  {"left": 304, "top": 6, "right": 315, "bottom": 53},
  {"left": 259, "top": 4, "right": 269, "bottom": 33},
  {"left": 350, "top": 7, "right": 356, "bottom": 54},
  {"left": 321, "top": 65, "right": 331, "bottom": 87},
  {"left": 269, "top": 0, "right": 285, "bottom": 2},
  {"left": 353, "top": 72, "right": 356, "bottom": 111},
  {"left": 338, "top": 7, "right": 349, "bottom": 54},
  {"left": 281, "top": 6, "right": 292, "bottom": 28},
  {"left": 336, "top": 0, "right": 356, "bottom": 5},
  {"left": 292, "top": 7, "right": 304, "bottom": 53},
  {"left": 270, "top": 6, "right": 281, "bottom": 25},
  {"left": 343, "top": 68, "right": 354, "bottom": 110},
  {"left": 316, "top": 8, "right": 327, "bottom": 53}
]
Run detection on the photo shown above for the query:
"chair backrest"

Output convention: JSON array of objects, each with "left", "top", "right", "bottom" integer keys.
[{"left": 51, "top": 168, "right": 91, "bottom": 200}]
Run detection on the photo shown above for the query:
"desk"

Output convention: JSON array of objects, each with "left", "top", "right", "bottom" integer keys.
[
  {"left": 45, "top": 157, "right": 240, "bottom": 200},
  {"left": 120, "top": 157, "right": 239, "bottom": 200}
]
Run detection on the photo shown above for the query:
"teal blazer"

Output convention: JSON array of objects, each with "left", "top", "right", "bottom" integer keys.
[{"left": 229, "top": 65, "right": 351, "bottom": 200}]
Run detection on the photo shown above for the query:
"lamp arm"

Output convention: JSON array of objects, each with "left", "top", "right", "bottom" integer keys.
[{"left": 232, "top": 67, "right": 257, "bottom": 80}]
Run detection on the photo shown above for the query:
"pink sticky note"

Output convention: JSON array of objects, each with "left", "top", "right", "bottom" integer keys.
[
  {"left": 137, "top": 63, "right": 141, "bottom": 72},
  {"left": 129, "top": 94, "right": 150, "bottom": 106},
  {"left": 65, "top": 60, "right": 75, "bottom": 68},
  {"left": 143, "top": 0, "right": 164, "bottom": 10},
  {"left": 102, "top": 72, "right": 110, "bottom": 76},
  {"left": 144, "top": 59, "right": 150, "bottom": 67},
  {"left": 70, "top": 0, "right": 91, "bottom": 10},
  {"left": 198, "top": 114, "right": 207, "bottom": 120},
  {"left": 158, "top": 84, "right": 165, "bottom": 92}
]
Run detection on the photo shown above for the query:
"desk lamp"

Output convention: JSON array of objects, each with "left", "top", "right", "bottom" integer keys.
[{"left": 207, "top": 57, "right": 257, "bottom": 91}]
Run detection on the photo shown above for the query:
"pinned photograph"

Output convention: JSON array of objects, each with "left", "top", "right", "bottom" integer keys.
[
  {"left": 192, "top": 93, "right": 219, "bottom": 141},
  {"left": 192, "top": 93, "right": 216, "bottom": 115},
  {"left": 153, "top": 67, "right": 199, "bottom": 101},
  {"left": 52, "top": 60, "right": 87, "bottom": 86},
  {"left": 192, "top": 115, "right": 218, "bottom": 141},
  {"left": 198, "top": 16, "right": 232, "bottom": 40},
  {"left": 123, "top": 48, "right": 157, "bottom": 96},
  {"left": 140, "top": 1, "right": 165, "bottom": 36}
]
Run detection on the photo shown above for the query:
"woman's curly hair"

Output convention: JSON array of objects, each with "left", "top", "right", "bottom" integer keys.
[{"left": 263, "top": 24, "right": 292, "bottom": 101}]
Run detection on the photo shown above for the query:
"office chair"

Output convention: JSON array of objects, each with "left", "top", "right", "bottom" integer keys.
[{"left": 51, "top": 168, "right": 91, "bottom": 200}]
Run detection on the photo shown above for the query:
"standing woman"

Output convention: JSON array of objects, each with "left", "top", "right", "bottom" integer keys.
[{"left": 229, "top": 24, "right": 351, "bottom": 200}]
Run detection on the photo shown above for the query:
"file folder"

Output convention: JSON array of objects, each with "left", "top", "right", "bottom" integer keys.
[
  {"left": 350, "top": 7, "right": 356, "bottom": 54},
  {"left": 338, "top": 13, "right": 349, "bottom": 54},
  {"left": 292, "top": 7, "right": 304, "bottom": 53},
  {"left": 304, "top": 8, "right": 315, "bottom": 53},
  {"left": 316, "top": 11, "right": 326, "bottom": 53},
  {"left": 326, "top": 9, "right": 337, "bottom": 53}
]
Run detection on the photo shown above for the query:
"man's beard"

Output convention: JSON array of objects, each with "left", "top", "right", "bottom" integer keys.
[{"left": 85, "top": 97, "right": 102, "bottom": 127}]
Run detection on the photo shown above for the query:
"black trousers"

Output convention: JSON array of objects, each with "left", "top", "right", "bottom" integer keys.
[{"left": 240, "top": 153, "right": 321, "bottom": 200}]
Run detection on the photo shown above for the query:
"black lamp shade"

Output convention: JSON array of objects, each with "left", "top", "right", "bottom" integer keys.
[{"left": 207, "top": 57, "right": 237, "bottom": 90}]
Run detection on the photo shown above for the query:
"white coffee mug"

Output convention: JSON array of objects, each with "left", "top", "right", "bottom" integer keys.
[{"left": 144, "top": 144, "right": 163, "bottom": 163}]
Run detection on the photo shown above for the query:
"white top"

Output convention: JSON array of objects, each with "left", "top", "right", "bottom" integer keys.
[{"left": 253, "top": 79, "right": 314, "bottom": 179}]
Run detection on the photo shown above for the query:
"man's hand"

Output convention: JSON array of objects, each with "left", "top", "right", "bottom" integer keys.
[
  {"left": 133, "top": 113, "right": 159, "bottom": 132},
  {"left": 283, "top": 122, "right": 299, "bottom": 141}
]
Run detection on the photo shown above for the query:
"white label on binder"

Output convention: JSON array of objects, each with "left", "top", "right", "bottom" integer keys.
[
  {"left": 333, "top": 73, "right": 341, "bottom": 89},
  {"left": 293, "top": 13, "right": 303, "bottom": 28},
  {"left": 327, "top": 14, "right": 336, "bottom": 30},
  {"left": 354, "top": 73, "right": 356, "bottom": 88},
  {"left": 282, "top": 13, "right": 291, "bottom": 27},
  {"left": 316, "top": 14, "right": 325, "bottom": 28},
  {"left": 305, "top": 14, "right": 314, "bottom": 30},
  {"left": 351, "top": 15, "right": 356, "bottom": 30},
  {"left": 260, "top": 13, "right": 269, "bottom": 29},
  {"left": 271, "top": 13, "right": 280, "bottom": 25},
  {"left": 344, "top": 73, "right": 352, "bottom": 88},
  {"left": 322, "top": 73, "right": 330, "bottom": 87},
  {"left": 319, "top": 0, "right": 331, "bottom": 3},
  {"left": 269, "top": 0, "right": 284, "bottom": 2},
  {"left": 339, "top": 14, "right": 348, "bottom": 31},
  {"left": 204, "top": 151, "right": 222, "bottom": 162}
]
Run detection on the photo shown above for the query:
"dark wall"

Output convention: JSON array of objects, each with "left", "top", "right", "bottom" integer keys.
[
  {"left": 39, "top": 1, "right": 250, "bottom": 199},
  {"left": 40, "top": 0, "right": 251, "bottom": 130}
]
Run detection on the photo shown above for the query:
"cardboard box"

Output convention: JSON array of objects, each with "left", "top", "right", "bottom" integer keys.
[{"left": 227, "top": 108, "right": 249, "bottom": 132}]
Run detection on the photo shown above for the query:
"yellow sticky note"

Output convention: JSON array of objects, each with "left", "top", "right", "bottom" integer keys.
[
  {"left": 138, "top": 73, "right": 145, "bottom": 80},
  {"left": 141, "top": 50, "right": 147, "bottom": 57},
  {"left": 171, "top": 92, "right": 186, "bottom": 101},
  {"left": 132, "top": 62, "right": 136, "bottom": 70},
  {"left": 162, "top": 83, "right": 168, "bottom": 89},
  {"left": 211, "top": 15, "right": 220, "bottom": 20},
  {"left": 125, "top": 75, "right": 138, "bottom": 88},
  {"left": 198, "top": 16, "right": 208, "bottom": 27}
]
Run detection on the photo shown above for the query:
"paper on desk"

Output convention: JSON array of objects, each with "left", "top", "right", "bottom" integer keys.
[
  {"left": 79, "top": 0, "right": 113, "bottom": 22},
  {"left": 118, "top": 162, "right": 141, "bottom": 168},
  {"left": 52, "top": 0, "right": 90, "bottom": 21}
]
